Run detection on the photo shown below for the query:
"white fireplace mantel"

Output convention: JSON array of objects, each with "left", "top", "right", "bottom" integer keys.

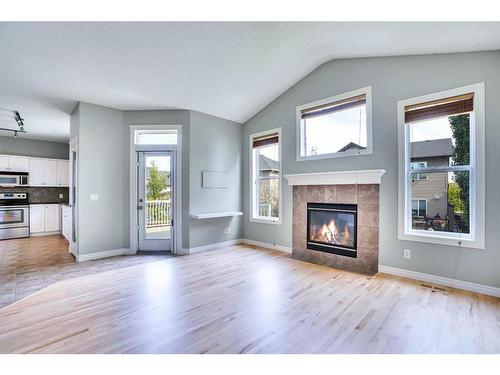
[{"left": 284, "top": 169, "right": 386, "bottom": 186}]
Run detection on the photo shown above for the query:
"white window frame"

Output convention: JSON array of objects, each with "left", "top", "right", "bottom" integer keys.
[
  {"left": 249, "top": 127, "right": 282, "bottom": 225},
  {"left": 397, "top": 83, "right": 485, "bottom": 249},
  {"left": 296, "top": 86, "right": 373, "bottom": 161}
]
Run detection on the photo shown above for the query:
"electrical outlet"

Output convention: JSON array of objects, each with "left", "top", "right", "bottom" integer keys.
[
  {"left": 403, "top": 248, "right": 411, "bottom": 259},
  {"left": 224, "top": 227, "right": 231, "bottom": 235},
  {"left": 90, "top": 193, "right": 99, "bottom": 201}
]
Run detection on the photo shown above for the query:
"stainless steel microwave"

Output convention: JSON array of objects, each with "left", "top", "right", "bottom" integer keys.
[{"left": 0, "top": 172, "right": 29, "bottom": 187}]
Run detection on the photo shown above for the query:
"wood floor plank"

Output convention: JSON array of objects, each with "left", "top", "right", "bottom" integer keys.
[{"left": 0, "top": 244, "right": 499, "bottom": 354}]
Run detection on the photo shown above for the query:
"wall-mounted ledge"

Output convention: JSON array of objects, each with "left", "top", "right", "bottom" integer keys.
[
  {"left": 284, "top": 169, "right": 386, "bottom": 186},
  {"left": 190, "top": 211, "right": 243, "bottom": 219}
]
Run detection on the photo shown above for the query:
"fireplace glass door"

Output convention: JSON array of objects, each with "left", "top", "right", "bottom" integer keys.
[{"left": 307, "top": 203, "right": 357, "bottom": 258}]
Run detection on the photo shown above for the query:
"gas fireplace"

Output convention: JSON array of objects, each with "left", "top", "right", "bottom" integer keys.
[{"left": 307, "top": 202, "right": 357, "bottom": 258}]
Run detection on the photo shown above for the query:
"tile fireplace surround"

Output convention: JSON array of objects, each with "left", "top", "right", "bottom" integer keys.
[{"left": 286, "top": 170, "right": 385, "bottom": 275}]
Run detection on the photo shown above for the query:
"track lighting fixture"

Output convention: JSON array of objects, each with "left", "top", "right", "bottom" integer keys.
[{"left": 0, "top": 108, "right": 26, "bottom": 137}]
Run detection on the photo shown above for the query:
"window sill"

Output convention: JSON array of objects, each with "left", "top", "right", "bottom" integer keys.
[
  {"left": 398, "top": 231, "right": 484, "bottom": 250},
  {"left": 250, "top": 217, "right": 282, "bottom": 225},
  {"left": 297, "top": 148, "right": 372, "bottom": 162}
]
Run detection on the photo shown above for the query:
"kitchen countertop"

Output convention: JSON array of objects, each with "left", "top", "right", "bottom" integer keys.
[{"left": 29, "top": 202, "right": 70, "bottom": 205}]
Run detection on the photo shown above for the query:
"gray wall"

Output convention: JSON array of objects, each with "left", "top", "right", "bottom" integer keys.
[
  {"left": 73, "top": 106, "right": 242, "bottom": 254},
  {"left": 0, "top": 136, "right": 68, "bottom": 159},
  {"left": 72, "top": 102, "right": 127, "bottom": 255},
  {"left": 188, "top": 111, "right": 243, "bottom": 248},
  {"left": 242, "top": 51, "right": 500, "bottom": 288}
]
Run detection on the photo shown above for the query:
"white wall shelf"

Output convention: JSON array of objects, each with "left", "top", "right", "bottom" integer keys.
[
  {"left": 284, "top": 169, "right": 386, "bottom": 186},
  {"left": 190, "top": 211, "right": 243, "bottom": 219}
]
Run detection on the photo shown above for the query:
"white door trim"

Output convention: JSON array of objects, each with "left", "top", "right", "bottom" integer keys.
[
  {"left": 129, "top": 125, "right": 183, "bottom": 254},
  {"left": 69, "top": 136, "right": 78, "bottom": 258}
]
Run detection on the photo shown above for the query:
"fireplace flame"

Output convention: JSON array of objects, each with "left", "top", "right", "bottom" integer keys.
[{"left": 311, "top": 219, "right": 353, "bottom": 247}]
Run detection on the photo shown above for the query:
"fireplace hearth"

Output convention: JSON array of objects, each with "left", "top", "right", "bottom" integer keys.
[{"left": 307, "top": 202, "right": 357, "bottom": 258}]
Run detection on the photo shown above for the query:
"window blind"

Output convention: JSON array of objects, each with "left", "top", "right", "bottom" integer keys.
[
  {"left": 300, "top": 94, "right": 366, "bottom": 120},
  {"left": 252, "top": 133, "right": 279, "bottom": 148},
  {"left": 405, "top": 93, "right": 473, "bottom": 123}
]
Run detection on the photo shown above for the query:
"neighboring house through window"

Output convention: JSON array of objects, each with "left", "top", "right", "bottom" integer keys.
[
  {"left": 296, "top": 87, "right": 372, "bottom": 160},
  {"left": 250, "top": 128, "right": 282, "bottom": 224},
  {"left": 398, "top": 83, "right": 485, "bottom": 249}
]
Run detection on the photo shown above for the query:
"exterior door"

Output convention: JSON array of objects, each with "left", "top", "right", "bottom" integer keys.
[{"left": 137, "top": 151, "right": 174, "bottom": 251}]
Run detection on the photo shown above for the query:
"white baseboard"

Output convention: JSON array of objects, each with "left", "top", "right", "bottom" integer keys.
[
  {"left": 242, "top": 238, "right": 292, "bottom": 254},
  {"left": 30, "top": 231, "right": 61, "bottom": 237},
  {"left": 187, "top": 238, "right": 244, "bottom": 254},
  {"left": 379, "top": 265, "right": 500, "bottom": 298},
  {"left": 77, "top": 248, "right": 129, "bottom": 262}
]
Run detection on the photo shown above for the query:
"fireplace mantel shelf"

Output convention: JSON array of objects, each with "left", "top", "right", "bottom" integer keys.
[{"left": 284, "top": 169, "right": 386, "bottom": 186}]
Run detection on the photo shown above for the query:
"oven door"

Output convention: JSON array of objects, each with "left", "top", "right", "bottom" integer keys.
[
  {"left": 0, "top": 206, "right": 29, "bottom": 228},
  {"left": 0, "top": 174, "right": 21, "bottom": 187}
]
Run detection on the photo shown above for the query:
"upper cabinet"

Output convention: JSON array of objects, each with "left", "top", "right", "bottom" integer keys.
[
  {"left": 1, "top": 154, "right": 69, "bottom": 187},
  {"left": 56, "top": 161, "right": 69, "bottom": 187},
  {"left": 0, "top": 155, "right": 30, "bottom": 172},
  {"left": 29, "top": 158, "right": 69, "bottom": 187}
]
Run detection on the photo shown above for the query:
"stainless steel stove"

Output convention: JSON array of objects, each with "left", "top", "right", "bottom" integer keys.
[{"left": 0, "top": 192, "right": 30, "bottom": 240}]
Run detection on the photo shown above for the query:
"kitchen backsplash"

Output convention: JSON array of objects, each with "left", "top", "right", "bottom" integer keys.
[{"left": 0, "top": 187, "right": 69, "bottom": 204}]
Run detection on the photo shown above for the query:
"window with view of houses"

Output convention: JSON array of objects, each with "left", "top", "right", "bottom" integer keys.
[
  {"left": 250, "top": 128, "right": 281, "bottom": 224},
  {"left": 403, "top": 91, "right": 476, "bottom": 239}
]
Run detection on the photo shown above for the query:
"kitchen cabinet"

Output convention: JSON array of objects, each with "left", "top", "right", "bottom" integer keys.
[
  {"left": 56, "top": 160, "right": 69, "bottom": 187},
  {"left": 0, "top": 155, "right": 29, "bottom": 172},
  {"left": 29, "top": 158, "right": 67, "bottom": 186},
  {"left": 29, "top": 205, "right": 46, "bottom": 233},
  {"left": 29, "top": 159, "right": 45, "bottom": 186},
  {"left": 61, "top": 204, "right": 71, "bottom": 241},
  {"left": 30, "top": 204, "right": 61, "bottom": 234},
  {"left": 42, "top": 160, "right": 57, "bottom": 186}
]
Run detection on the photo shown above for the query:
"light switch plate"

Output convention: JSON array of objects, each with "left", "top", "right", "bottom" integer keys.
[
  {"left": 90, "top": 193, "right": 99, "bottom": 201},
  {"left": 59, "top": 193, "right": 64, "bottom": 199}
]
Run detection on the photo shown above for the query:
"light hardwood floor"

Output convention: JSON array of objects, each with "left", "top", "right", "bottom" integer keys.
[{"left": 0, "top": 244, "right": 499, "bottom": 354}]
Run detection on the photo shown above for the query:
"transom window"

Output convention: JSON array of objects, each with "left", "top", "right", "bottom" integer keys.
[
  {"left": 250, "top": 128, "right": 281, "bottom": 224},
  {"left": 398, "top": 83, "right": 485, "bottom": 249},
  {"left": 296, "top": 87, "right": 372, "bottom": 160}
]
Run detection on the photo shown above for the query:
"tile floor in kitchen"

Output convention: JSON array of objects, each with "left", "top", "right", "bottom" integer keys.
[{"left": 0, "top": 235, "right": 170, "bottom": 308}]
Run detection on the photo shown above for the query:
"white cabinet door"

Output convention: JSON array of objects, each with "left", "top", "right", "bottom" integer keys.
[
  {"left": 44, "top": 204, "right": 60, "bottom": 232},
  {"left": 61, "top": 205, "right": 71, "bottom": 241},
  {"left": 56, "top": 161, "right": 69, "bottom": 187},
  {"left": 43, "top": 160, "right": 57, "bottom": 186},
  {"left": 29, "top": 159, "right": 45, "bottom": 186},
  {"left": 29, "top": 205, "right": 45, "bottom": 233},
  {"left": 8, "top": 156, "right": 29, "bottom": 172},
  {"left": 0, "top": 156, "right": 10, "bottom": 170}
]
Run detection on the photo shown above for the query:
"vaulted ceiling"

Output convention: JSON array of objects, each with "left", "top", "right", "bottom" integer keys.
[{"left": 1, "top": 22, "right": 500, "bottom": 142}]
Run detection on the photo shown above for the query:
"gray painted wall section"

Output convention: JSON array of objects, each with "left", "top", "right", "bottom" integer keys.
[
  {"left": 242, "top": 51, "right": 500, "bottom": 288},
  {"left": 74, "top": 102, "right": 127, "bottom": 255},
  {"left": 189, "top": 111, "right": 242, "bottom": 248},
  {"left": 0, "top": 136, "right": 69, "bottom": 159}
]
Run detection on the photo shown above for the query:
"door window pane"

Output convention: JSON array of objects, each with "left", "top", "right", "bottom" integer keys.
[{"left": 145, "top": 155, "right": 171, "bottom": 239}]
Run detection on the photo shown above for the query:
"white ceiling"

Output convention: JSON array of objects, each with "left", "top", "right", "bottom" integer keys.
[{"left": 1, "top": 22, "right": 500, "bottom": 142}]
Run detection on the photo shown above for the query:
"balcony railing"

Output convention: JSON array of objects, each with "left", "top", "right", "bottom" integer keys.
[{"left": 146, "top": 200, "right": 171, "bottom": 227}]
